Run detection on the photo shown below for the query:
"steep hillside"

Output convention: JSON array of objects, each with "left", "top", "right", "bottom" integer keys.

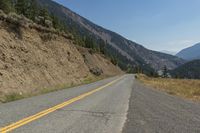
[
  {"left": 176, "top": 43, "right": 200, "bottom": 60},
  {"left": 37, "top": 0, "right": 185, "bottom": 72},
  {"left": 0, "top": 13, "right": 122, "bottom": 102},
  {"left": 171, "top": 60, "right": 200, "bottom": 79},
  {"left": 77, "top": 47, "right": 123, "bottom": 77}
]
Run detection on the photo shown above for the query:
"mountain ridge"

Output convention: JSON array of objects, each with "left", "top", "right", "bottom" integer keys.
[
  {"left": 176, "top": 43, "right": 200, "bottom": 60},
  {"left": 38, "top": 0, "right": 185, "bottom": 73}
]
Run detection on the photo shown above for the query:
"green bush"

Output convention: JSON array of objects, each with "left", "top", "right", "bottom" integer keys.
[{"left": 3, "top": 92, "right": 25, "bottom": 103}]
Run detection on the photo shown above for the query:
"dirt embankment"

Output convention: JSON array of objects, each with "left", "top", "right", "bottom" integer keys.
[
  {"left": 77, "top": 47, "right": 123, "bottom": 77},
  {"left": 0, "top": 21, "right": 122, "bottom": 102}
]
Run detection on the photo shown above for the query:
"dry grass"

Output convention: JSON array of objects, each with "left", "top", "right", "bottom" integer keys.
[
  {"left": 0, "top": 75, "right": 103, "bottom": 103},
  {"left": 137, "top": 74, "right": 200, "bottom": 101}
]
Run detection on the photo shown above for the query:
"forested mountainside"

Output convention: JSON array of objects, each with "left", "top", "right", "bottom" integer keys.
[
  {"left": 0, "top": 0, "right": 184, "bottom": 75},
  {"left": 0, "top": 0, "right": 122, "bottom": 102},
  {"left": 36, "top": 0, "right": 185, "bottom": 74},
  {"left": 171, "top": 60, "right": 200, "bottom": 79}
]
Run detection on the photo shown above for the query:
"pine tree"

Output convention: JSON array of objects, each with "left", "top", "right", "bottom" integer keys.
[
  {"left": 51, "top": 14, "right": 65, "bottom": 30},
  {"left": 39, "top": 7, "right": 51, "bottom": 26},
  {"left": 0, "top": 0, "right": 13, "bottom": 13},
  {"left": 15, "top": 0, "right": 28, "bottom": 15},
  {"left": 99, "top": 40, "right": 106, "bottom": 54},
  {"left": 127, "top": 64, "right": 134, "bottom": 73},
  {"left": 162, "top": 65, "right": 168, "bottom": 78},
  {"left": 111, "top": 56, "right": 118, "bottom": 65},
  {"left": 85, "top": 36, "right": 95, "bottom": 49},
  {"left": 28, "top": 0, "right": 38, "bottom": 21}
]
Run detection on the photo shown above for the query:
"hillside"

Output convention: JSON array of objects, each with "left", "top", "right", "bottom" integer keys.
[
  {"left": 0, "top": 12, "right": 122, "bottom": 102},
  {"left": 37, "top": 0, "right": 185, "bottom": 73},
  {"left": 171, "top": 60, "right": 200, "bottom": 79},
  {"left": 176, "top": 43, "right": 200, "bottom": 60}
]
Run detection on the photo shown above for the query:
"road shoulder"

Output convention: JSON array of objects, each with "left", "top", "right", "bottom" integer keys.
[{"left": 123, "top": 80, "right": 200, "bottom": 133}]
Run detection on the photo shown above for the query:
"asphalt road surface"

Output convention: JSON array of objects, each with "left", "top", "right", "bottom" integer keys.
[
  {"left": 0, "top": 74, "right": 200, "bottom": 133},
  {"left": 123, "top": 78, "right": 200, "bottom": 133}
]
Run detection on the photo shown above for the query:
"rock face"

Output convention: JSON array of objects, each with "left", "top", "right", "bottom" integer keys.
[
  {"left": 176, "top": 43, "right": 200, "bottom": 60},
  {"left": 0, "top": 20, "right": 122, "bottom": 100},
  {"left": 36, "top": 0, "right": 185, "bottom": 72}
]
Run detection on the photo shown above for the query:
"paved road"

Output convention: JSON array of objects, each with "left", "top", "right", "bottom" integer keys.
[
  {"left": 0, "top": 75, "right": 133, "bottom": 133},
  {"left": 0, "top": 74, "right": 200, "bottom": 133},
  {"left": 123, "top": 80, "right": 200, "bottom": 133}
]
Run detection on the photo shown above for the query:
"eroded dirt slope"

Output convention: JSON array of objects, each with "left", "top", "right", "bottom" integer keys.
[
  {"left": 77, "top": 47, "right": 123, "bottom": 77},
  {"left": 0, "top": 21, "right": 122, "bottom": 101}
]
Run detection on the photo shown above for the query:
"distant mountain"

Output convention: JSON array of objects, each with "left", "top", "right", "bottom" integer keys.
[
  {"left": 171, "top": 60, "right": 200, "bottom": 79},
  {"left": 176, "top": 43, "right": 200, "bottom": 60},
  {"left": 161, "top": 50, "right": 177, "bottom": 55},
  {"left": 36, "top": 0, "right": 185, "bottom": 73}
]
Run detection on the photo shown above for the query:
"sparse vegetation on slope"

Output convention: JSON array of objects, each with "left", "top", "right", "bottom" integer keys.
[
  {"left": 1, "top": 75, "right": 103, "bottom": 103},
  {"left": 36, "top": 0, "right": 185, "bottom": 74},
  {"left": 0, "top": 0, "right": 185, "bottom": 74},
  {"left": 137, "top": 74, "right": 200, "bottom": 101},
  {"left": 0, "top": 1, "right": 122, "bottom": 103},
  {"left": 171, "top": 60, "right": 200, "bottom": 79},
  {"left": 0, "top": 15, "right": 122, "bottom": 104}
]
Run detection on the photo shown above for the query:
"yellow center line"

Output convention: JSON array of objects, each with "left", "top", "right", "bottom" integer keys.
[{"left": 0, "top": 76, "right": 124, "bottom": 133}]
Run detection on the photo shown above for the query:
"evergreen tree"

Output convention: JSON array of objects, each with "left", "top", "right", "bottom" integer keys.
[
  {"left": 162, "top": 65, "right": 168, "bottom": 78},
  {"left": 127, "top": 64, "right": 134, "bottom": 73},
  {"left": 15, "top": 0, "right": 28, "bottom": 15},
  {"left": 39, "top": 7, "right": 51, "bottom": 26},
  {"left": 99, "top": 40, "right": 106, "bottom": 54},
  {"left": 51, "top": 14, "right": 66, "bottom": 31},
  {"left": 28, "top": 0, "right": 38, "bottom": 21},
  {"left": 135, "top": 65, "right": 142, "bottom": 73},
  {"left": 111, "top": 56, "right": 118, "bottom": 65},
  {"left": 51, "top": 14, "right": 60, "bottom": 29},
  {"left": 0, "top": 0, "right": 13, "bottom": 13},
  {"left": 84, "top": 36, "right": 95, "bottom": 49}
]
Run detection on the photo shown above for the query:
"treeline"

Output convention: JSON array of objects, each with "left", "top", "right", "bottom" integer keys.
[
  {"left": 0, "top": 0, "right": 139, "bottom": 72},
  {"left": 170, "top": 60, "right": 200, "bottom": 79},
  {"left": 0, "top": 0, "right": 109, "bottom": 54},
  {"left": 0, "top": 0, "right": 67, "bottom": 31}
]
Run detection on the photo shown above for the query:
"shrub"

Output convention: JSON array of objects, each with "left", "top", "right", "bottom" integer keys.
[
  {"left": 3, "top": 92, "right": 25, "bottom": 103},
  {"left": 90, "top": 67, "right": 103, "bottom": 76},
  {"left": 40, "top": 33, "right": 56, "bottom": 41},
  {"left": 0, "top": 9, "right": 7, "bottom": 20}
]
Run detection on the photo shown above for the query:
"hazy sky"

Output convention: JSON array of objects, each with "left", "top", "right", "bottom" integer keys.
[{"left": 54, "top": 0, "right": 200, "bottom": 52}]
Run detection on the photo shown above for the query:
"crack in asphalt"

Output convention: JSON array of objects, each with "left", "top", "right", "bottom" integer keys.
[{"left": 57, "top": 109, "right": 125, "bottom": 125}]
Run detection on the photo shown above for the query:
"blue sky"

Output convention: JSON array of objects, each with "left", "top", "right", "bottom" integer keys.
[{"left": 54, "top": 0, "right": 200, "bottom": 52}]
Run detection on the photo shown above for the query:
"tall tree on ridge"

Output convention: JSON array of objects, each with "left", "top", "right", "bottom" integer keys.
[{"left": 0, "top": 0, "right": 13, "bottom": 13}]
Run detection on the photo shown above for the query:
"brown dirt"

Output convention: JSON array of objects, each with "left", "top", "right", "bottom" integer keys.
[
  {"left": 0, "top": 21, "right": 122, "bottom": 102},
  {"left": 77, "top": 46, "right": 123, "bottom": 77}
]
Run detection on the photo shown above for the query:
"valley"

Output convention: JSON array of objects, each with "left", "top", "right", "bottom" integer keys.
[{"left": 0, "top": 0, "right": 200, "bottom": 133}]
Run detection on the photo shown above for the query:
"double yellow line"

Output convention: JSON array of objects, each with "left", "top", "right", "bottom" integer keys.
[{"left": 0, "top": 76, "right": 124, "bottom": 133}]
